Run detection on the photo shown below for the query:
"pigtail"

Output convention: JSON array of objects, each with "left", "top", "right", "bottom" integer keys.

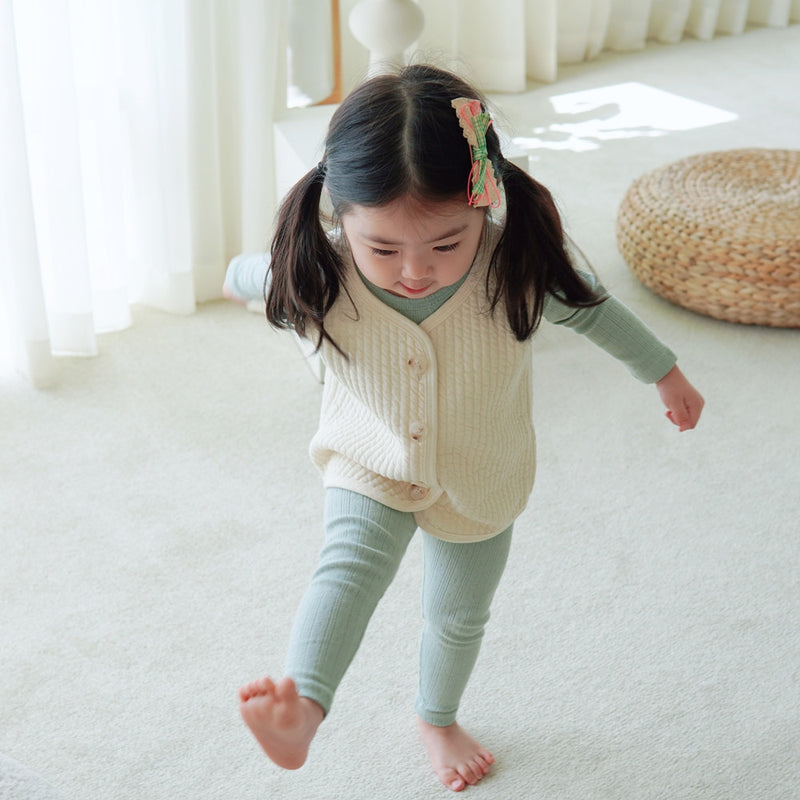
[
  {"left": 266, "top": 164, "right": 347, "bottom": 353},
  {"left": 489, "top": 159, "right": 605, "bottom": 341}
]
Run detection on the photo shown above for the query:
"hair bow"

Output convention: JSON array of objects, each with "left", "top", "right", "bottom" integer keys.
[{"left": 451, "top": 98, "right": 501, "bottom": 209}]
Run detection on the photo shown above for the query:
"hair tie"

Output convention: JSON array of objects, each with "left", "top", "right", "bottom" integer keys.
[
  {"left": 451, "top": 98, "right": 501, "bottom": 209},
  {"left": 316, "top": 161, "right": 327, "bottom": 178}
]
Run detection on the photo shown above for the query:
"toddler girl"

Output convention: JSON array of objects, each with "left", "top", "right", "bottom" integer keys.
[{"left": 232, "top": 64, "right": 704, "bottom": 792}]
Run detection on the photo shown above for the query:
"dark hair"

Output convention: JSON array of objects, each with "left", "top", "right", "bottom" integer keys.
[{"left": 266, "top": 63, "right": 603, "bottom": 349}]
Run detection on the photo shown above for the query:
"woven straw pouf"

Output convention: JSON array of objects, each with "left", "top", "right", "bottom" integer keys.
[{"left": 617, "top": 148, "right": 800, "bottom": 327}]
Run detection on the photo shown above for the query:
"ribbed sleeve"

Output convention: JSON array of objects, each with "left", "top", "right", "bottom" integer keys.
[{"left": 543, "top": 273, "right": 677, "bottom": 384}]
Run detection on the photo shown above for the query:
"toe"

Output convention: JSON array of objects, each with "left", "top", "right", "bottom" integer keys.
[
  {"left": 239, "top": 676, "right": 275, "bottom": 702},
  {"left": 475, "top": 752, "right": 493, "bottom": 774},
  {"left": 462, "top": 763, "right": 481, "bottom": 785},
  {"left": 275, "top": 676, "right": 298, "bottom": 701},
  {"left": 441, "top": 769, "right": 466, "bottom": 792},
  {"left": 239, "top": 683, "right": 257, "bottom": 701}
]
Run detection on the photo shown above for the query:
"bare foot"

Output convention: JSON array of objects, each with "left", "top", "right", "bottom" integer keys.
[
  {"left": 239, "top": 676, "right": 323, "bottom": 769},
  {"left": 417, "top": 717, "right": 494, "bottom": 792}
]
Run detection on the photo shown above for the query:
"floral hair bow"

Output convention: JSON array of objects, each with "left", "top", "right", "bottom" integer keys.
[{"left": 451, "top": 97, "right": 501, "bottom": 209}]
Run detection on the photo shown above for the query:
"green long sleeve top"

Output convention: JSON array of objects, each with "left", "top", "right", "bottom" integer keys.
[{"left": 225, "top": 251, "right": 676, "bottom": 385}]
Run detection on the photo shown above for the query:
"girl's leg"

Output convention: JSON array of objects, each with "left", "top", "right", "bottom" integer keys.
[
  {"left": 285, "top": 488, "right": 417, "bottom": 713},
  {"left": 415, "top": 525, "right": 513, "bottom": 791},
  {"left": 240, "top": 488, "right": 417, "bottom": 767}
]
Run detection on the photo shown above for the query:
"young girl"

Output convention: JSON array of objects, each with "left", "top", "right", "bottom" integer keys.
[{"left": 232, "top": 64, "right": 704, "bottom": 792}]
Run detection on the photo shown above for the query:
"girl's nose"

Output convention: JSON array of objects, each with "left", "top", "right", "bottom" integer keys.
[{"left": 402, "top": 253, "right": 430, "bottom": 279}]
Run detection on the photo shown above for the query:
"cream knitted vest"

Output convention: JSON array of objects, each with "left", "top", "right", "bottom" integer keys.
[{"left": 309, "top": 234, "right": 535, "bottom": 543}]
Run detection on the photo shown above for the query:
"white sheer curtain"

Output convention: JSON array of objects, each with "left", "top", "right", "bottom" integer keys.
[
  {"left": 415, "top": 0, "right": 799, "bottom": 89},
  {"left": 0, "top": 0, "right": 282, "bottom": 387}
]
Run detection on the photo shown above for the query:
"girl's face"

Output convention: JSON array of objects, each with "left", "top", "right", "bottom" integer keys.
[{"left": 340, "top": 197, "right": 485, "bottom": 299}]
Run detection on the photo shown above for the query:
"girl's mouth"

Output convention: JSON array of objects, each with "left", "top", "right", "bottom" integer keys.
[{"left": 400, "top": 283, "right": 432, "bottom": 296}]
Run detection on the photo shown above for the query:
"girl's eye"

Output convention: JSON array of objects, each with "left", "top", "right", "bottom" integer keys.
[
  {"left": 435, "top": 243, "right": 459, "bottom": 252},
  {"left": 370, "top": 248, "right": 396, "bottom": 256}
]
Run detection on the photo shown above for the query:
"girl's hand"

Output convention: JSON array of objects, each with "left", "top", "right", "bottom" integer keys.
[{"left": 655, "top": 365, "right": 704, "bottom": 432}]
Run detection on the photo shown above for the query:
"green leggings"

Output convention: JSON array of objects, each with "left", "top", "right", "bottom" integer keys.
[{"left": 285, "top": 488, "right": 513, "bottom": 727}]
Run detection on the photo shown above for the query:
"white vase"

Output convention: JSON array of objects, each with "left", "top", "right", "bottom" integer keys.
[{"left": 348, "top": 0, "right": 425, "bottom": 74}]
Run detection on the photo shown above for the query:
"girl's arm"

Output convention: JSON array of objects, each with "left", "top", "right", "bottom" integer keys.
[
  {"left": 544, "top": 275, "right": 704, "bottom": 431},
  {"left": 655, "top": 364, "right": 704, "bottom": 431},
  {"left": 543, "top": 278, "right": 677, "bottom": 384}
]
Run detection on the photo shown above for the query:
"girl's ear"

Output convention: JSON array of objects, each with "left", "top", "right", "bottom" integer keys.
[{"left": 319, "top": 189, "right": 335, "bottom": 230}]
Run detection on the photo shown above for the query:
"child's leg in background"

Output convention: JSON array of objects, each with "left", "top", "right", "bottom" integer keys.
[
  {"left": 415, "top": 525, "right": 513, "bottom": 726},
  {"left": 284, "top": 488, "right": 418, "bottom": 715}
]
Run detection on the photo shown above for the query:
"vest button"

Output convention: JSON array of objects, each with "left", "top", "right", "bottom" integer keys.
[
  {"left": 407, "top": 354, "right": 429, "bottom": 376},
  {"left": 409, "top": 484, "right": 429, "bottom": 501},
  {"left": 409, "top": 421, "right": 425, "bottom": 441}
]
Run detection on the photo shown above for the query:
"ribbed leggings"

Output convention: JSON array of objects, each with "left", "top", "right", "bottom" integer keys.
[{"left": 285, "top": 488, "right": 513, "bottom": 727}]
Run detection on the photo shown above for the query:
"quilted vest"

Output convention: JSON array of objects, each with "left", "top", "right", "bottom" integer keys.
[{"left": 309, "top": 236, "right": 535, "bottom": 543}]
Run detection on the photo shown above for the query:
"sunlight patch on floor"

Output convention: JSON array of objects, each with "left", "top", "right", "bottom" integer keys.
[{"left": 513, "top": 82, "right": 739, "bottom": 153}]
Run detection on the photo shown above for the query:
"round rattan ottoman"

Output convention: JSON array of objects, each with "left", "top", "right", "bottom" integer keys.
[{"left": 616, "top": 148, "right": 800, "bottom": 327}]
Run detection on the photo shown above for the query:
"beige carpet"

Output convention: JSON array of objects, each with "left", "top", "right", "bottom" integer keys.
[{"left": 2, "top": 24, "right": 799, "bottom": 800}]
